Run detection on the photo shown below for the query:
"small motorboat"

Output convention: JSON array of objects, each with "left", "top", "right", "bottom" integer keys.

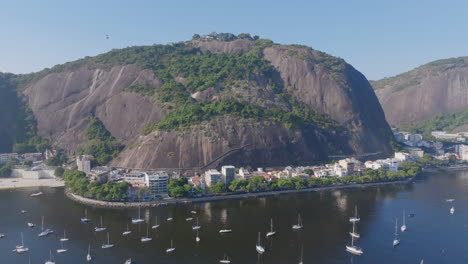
[{"left": 30, "top": 192, "right": 43, "bottom": 197}]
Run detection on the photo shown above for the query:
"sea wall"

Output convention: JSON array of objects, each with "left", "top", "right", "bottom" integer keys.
[{"left": 65, "top": 176, "right": 415, "bottom": 209}]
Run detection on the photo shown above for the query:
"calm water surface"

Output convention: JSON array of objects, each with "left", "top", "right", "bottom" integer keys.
[{"left": 1, "top": 169, "right": 468, "bottom": 264}]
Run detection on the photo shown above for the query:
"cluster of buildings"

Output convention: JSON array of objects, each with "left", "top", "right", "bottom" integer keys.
[
  {"left": 431, "top": 131, "right": 467, "bottom": 142},
  {"left": 0, "top": 152, "right": 44, "bottom": 165}
]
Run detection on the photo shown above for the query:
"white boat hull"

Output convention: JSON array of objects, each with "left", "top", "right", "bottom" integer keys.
[
  {"left": 95, "top": 227, "right": 106, "bottom": 232},
  {"left": 219, "top": 229, "right": 232, "bottom": 233},
  {"left": 346, "top": 245, "right": 363, "bottom": 255},
  {"left": 57, "top": 249, "right": 67, "bottom": 253},
  {"left": 256, "top": 245, "right": 265, "bottom": 254},
  {"left": 192, "top": 226, "right": 201, "bottom": 230},
  {"left": 102, "top": 244, "right": 114, "bottom": 249},
  {"left": 166, "top": 248, "right": 176, "bottom": 253},
  {"left": 400, "top": 225, "right": 407, "bottom": 232},
  {"left": 131, "top": 219, "right": 144, "bottom": 224},
  {"left": 349, "top": 232, "right": 360, "bottom": 239},
  {"left": 292, "top": 225, "right": 303, "bottom": 230},
  {"left": 266, "top": 231, "right": 276, "bottom": 237},
  {"left": 123, "top": 231, "right": 132, "bottom": 236},
  {"left": 140, "top": 237, "right": 152, "bottom": 242},
  {"left": 393, "top": 239, "right": 400, "bottom": 247},
  {"left": 151, "top": 225, "right": 160, "bottom": 229}
]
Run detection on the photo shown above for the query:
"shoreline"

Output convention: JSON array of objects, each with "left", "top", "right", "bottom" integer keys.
[
  {"left": 65, "top": 176, "right": 416, "bottom": 209},
  {"left": 0, "top": 177, "right": 64, "bottom": 190}
]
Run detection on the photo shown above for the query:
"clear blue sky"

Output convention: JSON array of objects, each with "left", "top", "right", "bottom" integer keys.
[{"left": 1, "top": 0, "right": 467, "bottom": 80}]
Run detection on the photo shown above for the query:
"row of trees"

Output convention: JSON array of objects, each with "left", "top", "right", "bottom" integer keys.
[{"left": 64, "top": 170, "right": 129, "bottom": 201}]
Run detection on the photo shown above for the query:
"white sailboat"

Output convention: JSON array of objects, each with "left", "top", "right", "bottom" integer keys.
[
  {"left": 31, "top": 191, "right": 43, "bottom": 197},
  {"left": 140, "top": 224, "right": 152, "bottom": 243},
  {"left": 27, "top": 222, "right": 35, "bottom": 228},
  {"left": 346, "top": 235, "right": 363, "bottom": 255},
  {"left": 256, "top": 232, "right": 265, "bottom": 254},
  {"left": 60, "top": 229, "right": 69, "bottom": 242},
  {"left": 86, "top": 244, "right": 92, "bottom": 262},
  {"left": 101, "top": 232, "right": 114, "bottom": 249},
  {"left": 81, "top": 208, "right": 91, "bottom": 223},
  {"left": 446, "top": 198, "right": 455, "bottom": 202},
  {"left": 123, "top": 224, "right": 132, "bottom": 236},
  {"left": 14, "top": 232, "right": 29, "bottom": 253},
  {"left": 151, "top": 216, "right": 160, "bottom": 229},
  {"left": 38, "top": 216, "right": 53, "bottom": 237},
  {"left": 393, "top": 218, "right": 400, "bottom": 247},
  {"left": 292, "top": 214, "right": 303, "bottom": 230},
  {"left": 191, "top": 210, "right": 197, "bottom": 214},
  {"left": 45, "top": 250, "right": 55, "bottom": 264},
  {"left": 219, "top": 228, "right": 232, "bottom": 233},
  {"left": 0, "top": 233, "right": 5, "bottom": 238},
  {"left": 192, "top": 217, "right": 201, "bottom": 230},
  {"left": 450, "top": 206, "right": 455, "bottom": 215},
  {"left": 57, "top": 240, "right": 67, "bottom": 253},
  {"left": 266, "top": 218, "right": 276, "bottom": 237},
  {"left": 131, "top": 207, "right": 144, "bottom": 224},
  {"left": 95, "top": 216, "right": 107, "bottom": 232},
  {"left": 124, "top": 258, "right": 133, "bottom": 264},
  {"left": 219, "top": 254, "right": 231, "bottom": 263},
  {"left": 167, "top": 217, "right": 174, "bottom": 221},
  {"left": 401, "top": 210, "right": 407, "bottom": 232},
  {"left": 186, "top": 217, "right": 193, "bottom": 221},
  {"left": 349, "top": 220, "right": 360, "bottom": 239},
  {"left": 166, "top": 240, "right": 176, "bottom": 253},
  {"left": 196, "top": 229, "right": 200, "bottom": 242},
  {"left": 349, "top": 206, "right": 360, "bottom": 223}
]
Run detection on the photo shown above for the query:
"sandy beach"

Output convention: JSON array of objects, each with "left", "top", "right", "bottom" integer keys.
[{"left": 0, "top": 177, "right": 64, "bottom": 190}]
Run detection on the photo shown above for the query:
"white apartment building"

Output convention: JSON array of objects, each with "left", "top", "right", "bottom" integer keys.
[
  {"left": 76, "top": 155, "right": 92, "bottom": 174},
  {"left": 145, "top": 171, "right": 169, "bottom": 195},
  {"left": 0, "top": 153, "right": 18, "bottom": 164},
  {"left": 221, "top": 165, "right": 235, "bottom": 185},
  {"left": 204, "top": 169, "right": 222, "bottom": 187}
]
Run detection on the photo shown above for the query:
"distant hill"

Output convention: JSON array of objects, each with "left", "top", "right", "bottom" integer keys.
[
  {"left": 371, "top": 57, "right": 468, "bottom": 126},
  {"left": 0, "top": 33, "right": 393, "bottom": 168}
]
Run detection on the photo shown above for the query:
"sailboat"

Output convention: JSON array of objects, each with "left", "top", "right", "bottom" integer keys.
[
  {"left": 131, "top": 207, "right": 144, "bottom": 224},
  {"left": 219, "top": 254, "right": 231, "bottom": 263},
  {"left": 123, "top": 224, "right": 132, "bottom": 236},
  {"left": 298, "top": 245, "right": 304, "bottom": 264},
  {"left": 38, "top": 216, "right": 53, "bottom": 237},
  {"left": 196, "top": 229, "right": 200, "bottom": 242},
  {"left": 14, "top": 232, "right": 29, "bottom": 253},
  {"left": 0, "top": 233, "right": 5, "bottom": 238},
  {"left": 86, "top": 244, "right": 92, "bottom": 262},
  {"left": 45, "top": 250, "right": 55, "bottom": 264},
  {"left": 166, "top": 240, "right": 176, "bottom": 253},
  {"left": 292, "top": 214, "right": 303, "bottom": 230},
  {"left": 450, "top": 206, "right": 455, "bottom": 215},
  {"left": 167, "top": 217, "right": 174, "bottom": 221},
  {"left": 219, "top": 228, "right": 233, "bottom": 233},
  {"left": 101, "top": 232, "right": 114, "bottom": 249},
  {"left": 124, "top": 259, "right": 133, "bottom": 264},
  {"left": 27, "top": 222, "right": 35, "bottom": 228},
  {"left": 60, "top": 229, "right": 69, "bottom": 242},
  {"left": 266, "top": 218, "right": 276, "bottom": 237},
  {"left": 95, "top": 216, "right": 107, "bottom": 232},
  {"left": 81, "top": 208, "right": 91, "bottom": 223},
  {"left": 186, "top": 217, "right": 193, "bottom": 221},
  {"left": 192, "top": 217, "right": 201, "bottom": 230},
  {"left": 31, "top": 191, "right": 43, "bottom": 197},
  {"left": 393, "top": 218, "right": 400, "bottom": 247},
  {"left": 256, "top": 232, "right": 265, "bottom": 254},
  {"left": 140, "top": 224, "right": 152, "bottom": 243},
  {"left": 57, "top": 240, "right": 67, "bottom": 253},
  {"left": 349, "top": 206, "right": 360, "bottom": 223},
  {"left": 345, "top": 235, "right": 363, "bottom": 255},
  {"left": 401, "top": 210, "right": 407, "bottom": 232},
  {"left": 349, "top": 220, "right": 360, "bottom": 239},
  {"left": 151, "top": 216, "right": 160, "bottom": 229},
  {"left": 191, "top": 210, "right": 197, "bottom": 214}
]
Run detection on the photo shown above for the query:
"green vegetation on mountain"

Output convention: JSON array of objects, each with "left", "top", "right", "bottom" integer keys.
[
  {"left": 78, "top": 117, "right": 123, "bottom": 165},
  {"left": 64, "top": 170, "right": 129, "bottom": 201},
  {"left": 0, "top": 73, "right": 50, "bottom": 153},
  {"left": 400, "top": 108, "right": 468, "bottom": 138}
]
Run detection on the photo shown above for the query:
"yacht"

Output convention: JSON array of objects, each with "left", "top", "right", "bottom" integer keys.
[
  {"left": 192, "top": 217, "right": 201, "bottom": 230},
  {"left": 186, "top": 217, "right": 193, "bottom": 221},
  {"left": 166, "top": 240, "right": 176, "bottom": 253},
  {"left": 292, "top": 214, "right": 303, "bottom": 230},
  {"left": 95, "top": 216, "right": 107, "bottom": 232},
  {"left": 14, "top": 232, "right": 29, "bottom": 253},
  {"left": 59, "top": 229, "right": 69, "bottom": 242},
  {"left": 393, "top": 218, "right": 400, "bottom": 247},
  {"left": 349, "top": 206, "right": 360, "bottom": 223},
  {"left": 256, "top": 232, "right": 265, "bottom": 254},
  {"left": 167, "top": 217, "right": 174, "bottom": 221},
  {"left": 401, "top": 210, "right": 407, "bottom": 232},
  {"left": 101, "top": 233, "right": 114, "bottom": 249},
  {"left": 131, "top": 207, "right": 144, "bottom": 224},
  {"left": 345, "top": 236, "right": 363, "bottom": 255},
  {"left": 27, "top": 222, "right": 35, "bottom": 228},
  {"left": 57, "top": 240, "right": 68, "bottom": 253},
  {"left": 450, "top": 206, "right": 455, "bottom": 215},
  {"left": 349, "top": 220, "right": 360, "bottom": 239},
  {"left": 140, "top": 224, "right": 152, "bottom": 243},
  {"left": 38, "top": 216, "right": 53, "bottom": 237},
  {"left": 152, "top": 216, "right": 160, "bottom": 229},
  {"left": 45, "top": 250, "right": 55, "bottom": 264},
  {"left": 86, "top": 244, "right": 92, "bottom": 262},
  {"left": 123, "top": 224, "right": 132, "bottom": 236},
  {"left": 31, "top": 191, "right": 43, "bottom": 197},
  {"left": 219, "top": 229, "right": 232, "bottom": 233},
  {"left": 266, "top": 218, "right": 276, "bottom": 237},
  {"left": 81, "top": 208, "right": 91, "bottom": 223},
  {"left": 219, "top": 255, "right": 231, "bottom": 263}
]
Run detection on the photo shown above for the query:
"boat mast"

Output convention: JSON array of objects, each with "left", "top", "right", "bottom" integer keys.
[{"left": 270, "top": 218, "right": 274, "bottom": 232}]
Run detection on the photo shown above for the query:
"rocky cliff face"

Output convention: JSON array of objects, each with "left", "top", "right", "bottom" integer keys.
[
  {"left": 372, "top": 57, "right": 468, "bottom": 126},
  {"left": 19, "top": 37, "right": 392, "bottom": 169}
]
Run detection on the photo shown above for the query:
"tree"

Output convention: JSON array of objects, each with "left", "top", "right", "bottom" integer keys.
[
  {"left": 247, "top": 176, "right": 268, "bottom": 192},
  {"left": 228, "top": 179, "right": 248, "bottom": 192},
  {"left": 209, "top": 181, "right": 227, "bottom": 194},
  {"left": 23, "top": 160, "right": 33, "bottom": 167},
  {"left": 54, "top": 167, "right": 65, "bottom": 177}
]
